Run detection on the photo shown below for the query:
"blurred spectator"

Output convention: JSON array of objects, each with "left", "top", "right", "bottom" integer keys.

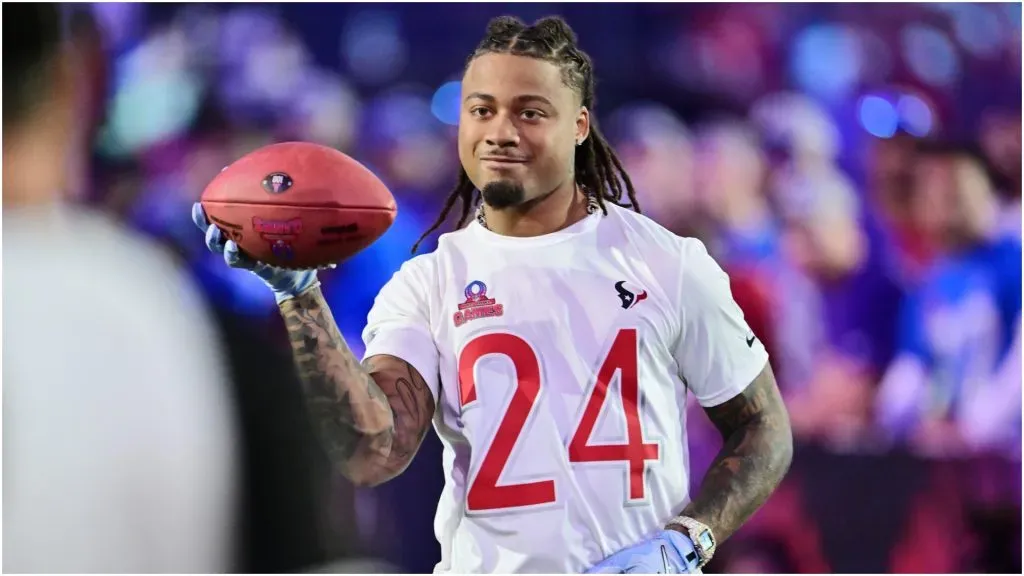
[
  {"left": 978, "top": 109, "right": 1022, "bottom": 241},
  {"left": 876, "top": 141, "right": 1022, "bottom": 457},
  {"left": 694, "top": 118, "right": 776, "bottom": 268},
  {"left": 690, "top": 116, "right": 779, "bottom": 377},
  {"left": 865, "top": 133, "right": 937, "bottom": 285},
  {"left": 606, "top": 102, "right": 697, "bottom": 235},
  {"left": 712, "top": 95, "right": 887, "bottom": 445}
]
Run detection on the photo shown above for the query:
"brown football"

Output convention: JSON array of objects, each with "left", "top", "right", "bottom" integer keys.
[{"left": 201, "top": 141, "right": 396, "bottom": 268}]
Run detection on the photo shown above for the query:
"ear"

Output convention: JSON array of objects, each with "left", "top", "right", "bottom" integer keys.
[{"left": 575, "top": 106, "right": 590, "bottom": 146}]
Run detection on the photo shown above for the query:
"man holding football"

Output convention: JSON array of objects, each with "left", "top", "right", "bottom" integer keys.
[{"left": 194, "top": 15, "right": 792, "bottom": 573}]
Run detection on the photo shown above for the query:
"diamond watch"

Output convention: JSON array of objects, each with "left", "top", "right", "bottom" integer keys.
[{"left": 666, "top": 515, "right": 716, "bottom": 569}]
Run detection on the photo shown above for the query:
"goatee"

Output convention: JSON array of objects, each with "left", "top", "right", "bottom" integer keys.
[{"left": 481, "top": 180, "right": 526, "bottom": 209}]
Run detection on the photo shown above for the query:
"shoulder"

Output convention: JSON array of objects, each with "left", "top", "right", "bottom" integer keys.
[
  {"left": 374, "top": 242, "right": 444, "bottom": 313},
  {"left": 411, "top": 223, "right": 479, "bottom": 267},
  {"left": 601, "top": 206, "right": 730, "bottom": 312},
  {"left": 3, "top": 206, "right": 234, "bottom": 448},
  {"left": 602, "top": 203, "right": 690, "bottom": 256},
  {"left": 390, "top": 245, "right": 442, "bottom": 286},
  {"left": 985, "top": 238, "right": 1023, "bottom": 302},
  {"left": 604, "top": 204, "right": 716, "bottom": 272},
  {"left": 6, "top": 207, "right": 214, "bottom": 325},
  {"left": 4, "top": 208, "right": 230, "bottom": 412},
  {"left": 931, "top": 239, "right": 1021, "bottom": 282}
]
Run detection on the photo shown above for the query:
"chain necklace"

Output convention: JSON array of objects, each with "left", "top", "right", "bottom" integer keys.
[{"left": 476, "top": 191, "right": 600, "bottom": 231}]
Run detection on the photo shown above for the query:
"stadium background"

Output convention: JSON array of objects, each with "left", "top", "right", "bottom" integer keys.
[{"left": 67, "top": 2, "right": 1021, "bottom": 573}]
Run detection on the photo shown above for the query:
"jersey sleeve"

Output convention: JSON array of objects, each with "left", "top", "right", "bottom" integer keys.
[
  {"left": 361, "top": 256, "right": 441, "bottom": 403},
  {"left": 674, "top": 238, "right": 769, "bottom": 407}
]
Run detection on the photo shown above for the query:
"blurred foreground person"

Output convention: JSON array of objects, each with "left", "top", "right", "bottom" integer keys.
[
  {"left": 3, "top": 5, "right": 377, "bottom": 573},
  {"left": 2, "top": 4, "right": 237, "bottom": 572}
]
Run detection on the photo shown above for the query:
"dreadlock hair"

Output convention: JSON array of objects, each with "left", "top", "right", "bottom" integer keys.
[{"left": 412, "top": 15, "right": 640, "bottom": 253}]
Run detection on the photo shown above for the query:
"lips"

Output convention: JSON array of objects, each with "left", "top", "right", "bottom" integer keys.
[{"left": 480, "top": 156, "right": 528, "bottom": 164}]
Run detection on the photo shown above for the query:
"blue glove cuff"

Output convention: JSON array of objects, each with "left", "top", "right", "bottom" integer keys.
[
  {"left": 272, "top": 277, "right": 320, "bottom": 304},
  {"left": 662, "top": 529, "right": 701, "bottom": 572}
]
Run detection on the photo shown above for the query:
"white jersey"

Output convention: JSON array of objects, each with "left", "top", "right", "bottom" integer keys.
[
  {"left": 362, "top": 203, "right": 768, "bottom": 573},
  {"left": 4, "top": 206, "right": 237, "bottom": 572}
]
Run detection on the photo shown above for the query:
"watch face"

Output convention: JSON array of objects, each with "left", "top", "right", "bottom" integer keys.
[{"left": 699, "top": 531, "right": 714, "bottom": 549}]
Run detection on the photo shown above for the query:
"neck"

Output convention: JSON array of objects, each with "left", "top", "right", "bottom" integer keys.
[
  {"left": 482, "top": 180, "right": 589, "bottom": 237},
  {"left": 940, "top": 228, "right": 990, "bottom": 255},
  {"left": 2, "top": 121, "right": 70, "bottom": 209}
]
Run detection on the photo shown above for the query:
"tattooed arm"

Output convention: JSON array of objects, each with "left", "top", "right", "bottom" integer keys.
[
  {"left": 279, "top": 285, "right": 435, "bottom": 487},
  {"left": 676, "top": 363, "right": 792, "bottom": 542},
  {"left": 583, "top": 362, "right": 791, "bottom": 574}
]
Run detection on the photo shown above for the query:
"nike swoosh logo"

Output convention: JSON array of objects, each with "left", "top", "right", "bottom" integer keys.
[{"left": 746, "top": 335, "right": 756, "bottom": 347}]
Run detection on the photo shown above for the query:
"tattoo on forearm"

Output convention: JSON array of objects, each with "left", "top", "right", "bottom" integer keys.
[
  {"left": 281, "top": 286, "right": 392, "bottom": 466},
  {"left": 681, "top": 364, "right": 793, "bottom": 542},
  {"left": 376, "top": 360, "right": 433, "bottom": 471},
  {"left": 279, "top": 286, "right": 434, "bottom": 485}
]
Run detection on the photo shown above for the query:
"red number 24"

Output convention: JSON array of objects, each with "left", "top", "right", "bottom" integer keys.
[{"left": 457, "top": 329, "right": 659, "bottom": 512}]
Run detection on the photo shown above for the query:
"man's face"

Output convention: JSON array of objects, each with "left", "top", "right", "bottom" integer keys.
[
  {"left": 458, "top": 52, "right": 588, "bottom": 208},
  {"left": 912, "top": 155, "right": 959, "bottom": 244},
  {"left": 980, "top": 112, "right": 1021, "bottom": 184},
  {"left": 912, "top": 154, "right": 995, "bottom": 247},
  {"left": 868, "top": 136, "right": 916, "bottom": 223}
]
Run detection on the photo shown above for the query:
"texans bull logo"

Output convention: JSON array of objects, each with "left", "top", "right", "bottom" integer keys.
[{"left": 615, "top": 280, "right": 648, "bottom": 310}]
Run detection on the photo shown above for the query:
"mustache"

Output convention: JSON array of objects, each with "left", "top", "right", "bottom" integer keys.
[{"left": 479, "top": 151, "right": 530, "bottom": 162}]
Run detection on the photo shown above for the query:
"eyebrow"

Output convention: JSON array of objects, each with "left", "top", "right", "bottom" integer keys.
[{"left": 464, "top": 92, "right": 555, "bottom": 107}]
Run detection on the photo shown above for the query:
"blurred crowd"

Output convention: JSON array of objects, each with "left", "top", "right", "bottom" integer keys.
[{"left": 20, "top": 2, "right": 1023, "bottom": 573}]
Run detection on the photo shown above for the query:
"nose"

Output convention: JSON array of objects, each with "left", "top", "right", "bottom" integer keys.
[{"left": 484, "top": 113, "right": 520, "bottom": 148}]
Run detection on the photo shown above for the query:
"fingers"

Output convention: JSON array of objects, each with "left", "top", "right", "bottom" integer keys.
[
  {"left": 199, "top": 203, "right": 231, "bottom": 260},
  {"left": 199, "top": 209, "right": 255, "bottom": 271},
  {"left": 205, "top": 222, "right": 227, "bottom": 254},
  {"left": 192, "top": 202, "right": 335, "bottom": 273},
  {"left": 224, "top": 239, "right": 257, "bottom": 270},
  {"left": 197, "top": 203, "right": 254, "bottom": 270},
  {"left": 192, "top": 202, "right": 209, "bottom": 231}
]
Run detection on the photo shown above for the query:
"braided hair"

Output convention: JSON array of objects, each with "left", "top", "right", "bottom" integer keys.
[{"left": 412, "top": 15, "right": 640, "bottom": 253}]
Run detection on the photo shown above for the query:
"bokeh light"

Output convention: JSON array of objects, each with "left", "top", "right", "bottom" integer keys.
[
  {"left": 218, "top": 8, "right": 283, "bottom": 68},
  {"left": 791, "top": 24, "right": 863, "bottom": 100},
  {"left": 101, "top": 30, "right": 204, "bottom": 159},
  {"left": 341, "top": 10, "right": 408, "bottom": 85},
  {"left": 949, "top": 4, "right": 1005, "bottom": 58},
  {"left": 290, "top": 69, "right": 360, "bottom": 150},
  {"left": 896, "top": 94, "right": 934, "bottom": 137},
  {"left": 430, "top": 81, "right": 462, "bottom": 126},
  {"left": 858, "top": 95, "right": 899, "bottom": 138},
  {"left": 751, "top": 92, "right": 842, "bottom": 162},
  {"left": 901, "top": 24, "right": 961, "bottom": 86}
]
